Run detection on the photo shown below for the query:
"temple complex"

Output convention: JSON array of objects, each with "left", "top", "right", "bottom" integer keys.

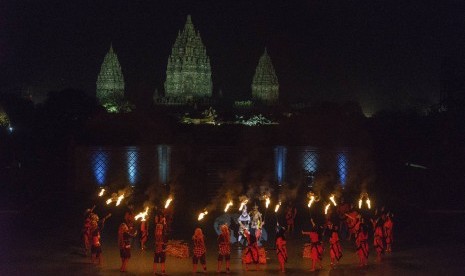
[
  {"left": 251, "top": 48, "right": 279, "bottom": 104},
  {"left": 96, "top": 45, "right": 126, "bottom": 112},
  {"left": 159, "top": 15, "right": 213, "bottom": 105}
]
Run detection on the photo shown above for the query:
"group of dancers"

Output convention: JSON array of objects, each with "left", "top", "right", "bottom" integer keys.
[
  {"left": 299, "top": 203, "right": 395, "bottom": 271},
  {"left": 80, "top": 199, "right": 394, "bottom": 273}
]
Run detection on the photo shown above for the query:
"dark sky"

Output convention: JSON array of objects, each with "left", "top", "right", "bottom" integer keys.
[{"left": 1, "top": 0, "right": 464, "bottom": 114}]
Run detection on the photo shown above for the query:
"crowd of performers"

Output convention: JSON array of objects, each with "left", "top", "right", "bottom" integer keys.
[
  {"left": 300, "top": 202, "right": 395, "bottom": 271},
  {"left": 80, "top": 199, "right": 394, "bottom": 273}
]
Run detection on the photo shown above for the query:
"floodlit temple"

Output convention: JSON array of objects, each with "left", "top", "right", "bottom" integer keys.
[
  {"left": 96, "top": 15, "right": 280, "bottom": 111},
  {"left": 157, "top": 15, "right": 213, "bottom": 105},
  {"left": 96, "top": 45, "right": 126, "bottom": 112},
  {"left": 252, "top": 48, "right": 279, "bottom": 104}
]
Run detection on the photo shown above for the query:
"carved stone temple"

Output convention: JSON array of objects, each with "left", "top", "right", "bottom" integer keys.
[
  {"left": 160, "top": 15, "right": 213, "bottom": 105},
  {"left": 96, "top": 45, "right": 126, "bottom": 112},
  {"left": 251, "top": 48, "right": 279, "bottom": 104}
]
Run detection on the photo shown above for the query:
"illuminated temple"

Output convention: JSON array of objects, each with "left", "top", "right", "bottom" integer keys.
[
  {"left": 157, "top": 15, "right": 213, "bottom": 105},
  {"left": 96, "top": 45, "right": 126, "bottom": 112},
  {"left": 252, "top": 48, "right": 279, "bottom": 104}
]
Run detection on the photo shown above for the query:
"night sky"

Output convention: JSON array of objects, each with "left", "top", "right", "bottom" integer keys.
[{"left": 1, "top": 0, "right": 464, "bottom": 114}]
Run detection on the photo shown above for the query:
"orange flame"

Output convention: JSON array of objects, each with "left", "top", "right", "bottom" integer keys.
[
  {"left": 329, "top": 194, "right": 337, "bottom": 206},
  {"left": 106, "top": 198, "right": 112, "bottom": 205},
  {"left": 239, "top": 199, "right": 248, "bottom": 211},
  {"left": 358, "top": 199, "right": 363, "bottom": 209},
  {"left": 366, "top": 198, "right": 371, "bottom": 209},
  {"left": 224, "top": 201, "right": 233, "bottom": 212},
  {"left": 324, "top": 203, "right": 331, "bottom": 215},
  {"left": 198, "top": 210, "right": 208, "bottom": 221},
  {"left": 98, "top": 188, "right": 106, "bottom": 197},
  {"left": 307, "top": 195, "right": 315, "bottom": 208},
  {"left": 135, "top": 207, "right": 149, "bottom": 221},
  {"left": 274, "top": 201, "right": 281, "bottom": 213},
  {"left": 165, "top": 197, "right": 173, "bottom": 209},
  {"left": 265, "top": 197, "right": 270, "bottom": 209},
  {"left": 116, "top": 194, "right": 124, "bottom": 206}
]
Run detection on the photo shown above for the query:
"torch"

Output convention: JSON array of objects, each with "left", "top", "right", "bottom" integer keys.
[
  {"left": 116, "top": 194, "right": 125, "bottom": 206},
  {"left": 198, "top": 210, "right": 208, "bottom": 221},
  {"left": 224, "top": 200, "right": 233, "bottom": 212},
  {"left": 98, "top": 188, "right": 106, "bottom": 197},
  {"left": 106, "top": 198, "right": 113, "bottom": 205},
  {"left": 324, "top": 203, "right": 331, "bottom": 215},
  {"left": 239, "top": 199, "right": 248, "bottom": 211},
  {"left": 307, "top": 194, "right": 315, "bottom": 208},
  {"left": 165, "top": 197, "right": 173, "bottom": 209},
  {"left": 135, "top": 207, "right": 150, "bottom": 221},
  {"left": 329, "top": 194, "right": 337, "bottom": 206}
]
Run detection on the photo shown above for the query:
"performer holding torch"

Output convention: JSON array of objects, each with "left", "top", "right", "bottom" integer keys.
[
  {"left": 302, "top": 219, "right": 324, "bottom": 271},
  {"left": 118, "top": 223, "right": 137, "bottom": 272},
  {"left": 192, "top": 228, "right": 207, "bottom": 273},
  {"left": 217, "top": 224, "right": 231, "bottom": 273}
]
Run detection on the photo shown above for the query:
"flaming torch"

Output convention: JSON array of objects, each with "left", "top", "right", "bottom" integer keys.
[
  {"left": 98, "top": 188, "right": 106, "bottom": 197},
  {"left": 308, "top": 195, "right": 315, "bottom": 208},
  {"left": 239, "top": 199, "right": 248, "bottom": 211},
  {"left": 366, "top": 197, "right": 371, "bottom": 209},
  {"left": 274, "top": 201, "right": 282, "bottom": 213},
  {"left": 358, "top": 198, "right": 363, "bottom": 209},
  {"left": 198, "top": 210, "right": 208, "bottom": 221},
  {"left": 135, "top": 207, "right": 150, "bottom": 221},
  {"left": 165, "top": 197, "right": 173, "bottom": 209},
  {"left": 224, "top": 201, "right": 233, "bottom": 212},
  {"left": 265, "top": 197, "right": 271, "bottom": 209},
  {"left": 324, "top": 203, "right": 331, "bottom": 215},
  {"left": 116, "top": 194, "right": 124, "bottom": 206},
  {"left": 106, "top": 198, "right": 112, "bottom": 205},
  {"left": 329, "top": 194, "right": 337, "bottom": 206}
]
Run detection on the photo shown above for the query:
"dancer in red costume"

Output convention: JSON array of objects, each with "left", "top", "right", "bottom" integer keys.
[
  {"left": 192, "top": 228, "right": 207, "bottom": 273},
  {"left": 140, "top": 219, "right": 149, "bottom": 250},
  {"left": 302, "top": 219, "right": 324, "bottom": 271},
  {"left": 118, "top": 223, "right": 137, "bottom": 272},
  {"left": 356, "top": 221, "right": 369, "bottom": 267},
  {"left": 275, "top": 226, "right": 288, "bottom": 272},
  {"left": 373, "top": 219, "right": 385, "bottom": 262},
  {"left": 328, "top": 222, "right": 342, "bottom": 268},
  {"left": 153, "top": 223, "right": 167, "bottom": 275},
  {"left": 217, "top": 224, "right": 231, "bottom": 273},
  {"left": 384, "top": 213, "right": 394, "bottom": 253}
]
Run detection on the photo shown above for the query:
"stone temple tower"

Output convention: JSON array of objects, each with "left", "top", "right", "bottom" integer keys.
[
  {"left": 251, "top": 48, "right": 279, "bottom": 104},
  {"left": 164, "top": 15, "right": 212, "bottom": 101},
  {"left": 96, "top": 44, "right": 125, "bottom": 110}
]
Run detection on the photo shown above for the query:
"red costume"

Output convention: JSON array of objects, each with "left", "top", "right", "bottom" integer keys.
[
  {"left": 374, "top": 225, "right": 384, "bottom": 261},
  {"left": 140, "top": 220, "right": 148, "bottom": 250},
  {"left": 329, "top": 230, "right": 342, "bottom": 262},
  {"left": 356, "top": 226, "right": 369, "bottom": 266},
  {"left": 384, "top": 217, "right": 393, "bottom": 252}
]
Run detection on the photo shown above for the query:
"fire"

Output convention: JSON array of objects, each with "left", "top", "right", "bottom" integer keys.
[
  {"left": 265, "top": 197, "right": 270, "bottom": 209},
  {"left": 106, "top": 198, "right": 112, "bottom": 205},
  {"left": 366, "top": 198, "right": 371, "bottom": 209},
  {"left": 165, "top": 197, "right": 173, "bottom": 209},
  {"left": 224, "top": 201, "right": 233, "bottom": 212},
  {"left": 358, "top": 193, "right": 372, "bottom": 209},
  {"left": 198, "top": 210, "right": 208, "bottom": 221},
  {"left": 98, "top": 188, "right": 106, "bottom": 197},
  {"left": 239, "top": 199, "right": 248, "bottom": 211},
  {"left": 358, "top": 199, "right": 363, "bottom": 209},
  {"left": 329, "top": 194, "right": 337, "bottom": 206},
  {"left": 307, "top": 195, "right": 315, "bottom": 208},
  {"left": 135, "top": 207, "right": 150, "bottom": 221},
  {"left": 274, "top": 201, "right": 282, "bottom": 213},
  {"left": 324, "top": 203, "right": 331, "bottom": 215},
  {"left": 116, "top": 194, "right": 124, "bottom": 206}
]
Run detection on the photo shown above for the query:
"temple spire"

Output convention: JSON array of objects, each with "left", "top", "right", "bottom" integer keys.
[{"left": 251, "top": 48, "right": 279, "bottom": 104}]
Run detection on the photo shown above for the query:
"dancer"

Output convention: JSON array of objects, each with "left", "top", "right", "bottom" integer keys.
[
  {"left": 217, "top": 224, "right": 231, "bottom": 273},
  {"left": 192, "top": 228, "right": 207, "bottom": 273},
  {"left": 81, "top": 205, "right": 96, "bottom": 256},
  {"left": 302, "top": 219, "right": 323, "bottom": 271},
  {"left": 373, "top": 219, "right": 384, "bottom": 262},
  {"left": 285, "top": 202, "right": 297, "bottom": 234},
  {"left": 275, "top": 226, "right": 288, "bottom": 272},
  {"left": 242, "top": 228, "right": 261, "bottom": 271},
  {"left": 328, "top": 222, "right": 342, "bottom": 269},
  {"left": 384, "top": 213, "right": 393, "bottom": 253},
  {"left": 90, "top": 213, "right": 111, "bottom": 265},
  {"left": 118, "top": 223, "right": 137, "bottom": 272},
  {"left": 153, "top": 224, "right": 167, "bottom": 275},
  {"left": 140, "top": 219, "right": 149, "bottom": 250},
  {"left": 355, "top": 221, "right": 369, "bottom": 267},
  {"left": 237, "top": 206, "right": 251, "bottom": 246}
]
